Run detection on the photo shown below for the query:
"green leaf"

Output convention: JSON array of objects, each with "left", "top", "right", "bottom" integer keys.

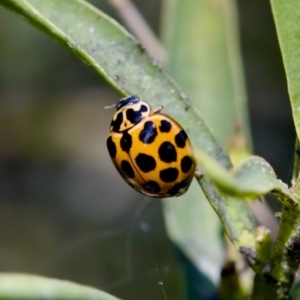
[
  {"left": 269, "top": 0, "right": 300, "bottom": 139},
  {"left": 291, "top": 281, "right": 300, "bottom": 300},
  {"left": 0, "top": 0, "right": 256, "bottom": 251},
  {"left": 0, "top": 0, "right": 227, "bottom": 165},
  {"left": 160, "top": 0, "right": 255, "bottom": 280},
  {"left": 196, "top": 151, "right": 298, "bottom": 207},
  {"left": 0, "top": 273, "right": 121, "bottom": 300},
  {"left": 163, "top": 181, "right": 224, "bottom": 284},
  {"left": 161, "top": 0, "right": 250, "bottom": 144}
]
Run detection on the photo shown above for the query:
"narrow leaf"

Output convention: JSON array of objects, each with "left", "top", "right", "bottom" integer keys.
[
  {"left": 196, "top": 152, "right": 297, "bottom": 207},
  {"left": 0, "top": 273, "right": 121, "bottom": 300},
  {"left": 270, "top": 0, "right": 300, "bottom": 139},
  {"left": 160, "top": 0, "right": 256, "bottom": 276},
  {"left": 0, "top": 0, "right": 256, "bottom": 250},
  {"left": 161, "top": 0, "right": 250, "bottom": 144}
]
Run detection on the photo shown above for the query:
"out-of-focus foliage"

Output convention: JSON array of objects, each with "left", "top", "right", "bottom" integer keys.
[{"left": 0, "top": 0, "right": 297, "bottom": 299}]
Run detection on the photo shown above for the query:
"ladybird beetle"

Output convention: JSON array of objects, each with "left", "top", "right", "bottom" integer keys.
[{"left": 106, "top": 95, "right": 196, "bottom": 198}]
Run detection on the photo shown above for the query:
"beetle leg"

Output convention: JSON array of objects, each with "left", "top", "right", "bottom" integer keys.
[
  {"left": 151, "top": 105, "right": 163, "bottom": 115},
  {"left": 194, "top": 170, "right": 203, "bottom": 179}
]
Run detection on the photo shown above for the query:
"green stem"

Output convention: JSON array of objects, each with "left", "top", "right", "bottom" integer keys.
[{"left": 251, "top": 205, "right": 300, "bottom": 299}]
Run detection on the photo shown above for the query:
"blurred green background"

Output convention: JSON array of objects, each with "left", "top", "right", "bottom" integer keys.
[{"left": 0, "top": 0, "right": 294, "bottom": 299}]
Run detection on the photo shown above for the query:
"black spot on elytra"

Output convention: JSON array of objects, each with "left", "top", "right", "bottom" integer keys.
[
  {"left": 175, "top": 130, "right": 188, "bottom": 148},
  {"left": 181, "top": 156, "right": 193, "bottom": 173},
  {"left": 120, "top": 132, "right": 132, "bottom": 152},
  {"left": 141, "top": 105, "right": 148, "bottom": 112},
  {"left": 111, "top": 112, "right": 123, "bottom": 132},
  {"left": 139, "top": 121, "right": 158, "bottom": 144},
  {"left": 159, "top": 120, "right": 172, "bottom": 133},
  {"left": 135, "top": 153, "right": 156, "bottom": 172},
  {"left": 160, "top": 168, "right": 179, "bottom": 183},
  {"left": 126, "top": 104, "right": 148, "bottom": 125},
  {"left": 167, "top": 178, "right": 191, "bottom": 196},
  {"left": 158, "top": 142, "right": 177, "bottom": 163},
  {"left": 142, "top": 180, "right": 161, "bottom": 193},
  {"left": 107, "top": 136, "right": 117, "bottom": 158},
  {"left": 121, "top": 160, "right": 135, "bottom": 178}
]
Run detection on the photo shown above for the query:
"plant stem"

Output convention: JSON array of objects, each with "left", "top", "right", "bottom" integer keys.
[{"left": 251, "top": 204, "right": 300, "bottom": 299}]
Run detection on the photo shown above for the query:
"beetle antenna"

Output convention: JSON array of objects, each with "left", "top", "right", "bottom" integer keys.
[
  {"left": 105, "top": 104, "right": 116, "bottom": 109},
  {"left": 135, "top": 87, "right": 146, "bottom": 96}
]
